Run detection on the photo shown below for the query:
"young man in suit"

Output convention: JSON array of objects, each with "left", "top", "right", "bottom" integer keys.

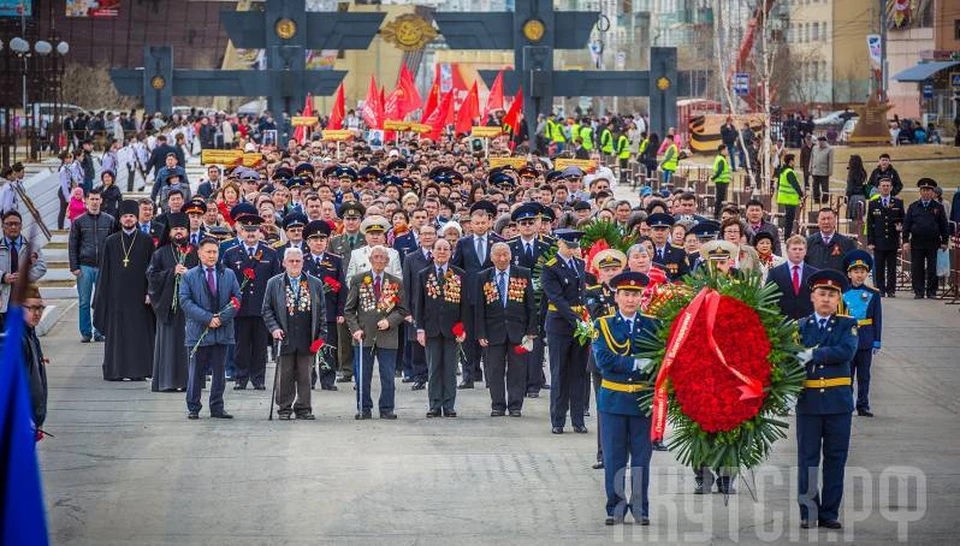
[
  {"left": 302, "top": 220, "right": 345, "bottom": 391},
  {"left": 475, "top": 242, "right": 538, "bottom": 418},
  {"left": 768, "top": 235, "right": 819, "bottom": 320},
  {"left": 414, "top": 238, "right": 467, "bottom": 417}
]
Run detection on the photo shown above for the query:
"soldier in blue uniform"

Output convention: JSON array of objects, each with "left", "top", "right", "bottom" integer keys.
[
  {"left": 303, "top": 220, "right": 346, "bottom": 391},
  {"left": 541, "top": 229, "right": 589, "bottom": 434},
  {"left": 796, "top": 269, "right": 858, "bottom": 530},
  {"left": 841, "top": 250, "right": 882, "bottom": 417},
  {"left": 592, "top": 271, "right": 657, "bottom": 526},
  {"left": 646, "top": 212, "right": 689, "bottom": 280},
  {"left": 274, "top": 212, "right": 308, "bottom": 254}
]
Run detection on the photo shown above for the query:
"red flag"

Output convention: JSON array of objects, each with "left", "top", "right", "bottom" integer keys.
[
  {"left": 327, "top": 83, "right": 345, "bottom": 130},
  {"left": 360, "top": 76, "right": 382, "bottom": 129},
  {"left": 455, "top": 81, "right": 479, "bottom": 136},
  {"left": 425, "top": 91, "right": 453, "bottom": 140},
  {"left": 396, "top": 63, "right": 423, "bottom": 119},
  {"left": 294, "top": 93, "right": 313, "bottom": 143},
  {"left": 502, "top": 86, "right": 524, "bottom": 134},
  {"left": 420, "top": 66, "right": 440, "bottom": 124},
  {"left": 483, "top": 71, "right": 504, "bottom": 120},
  {"left": 379, "top": 86, "right": 386, "bottom": 124}
]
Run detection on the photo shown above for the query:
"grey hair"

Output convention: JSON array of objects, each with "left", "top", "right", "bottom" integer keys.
[
  {"left": 490, "top": 241, "right": 512, "bottom": 255},
  {"left": 283, "top": 247, "right": 304, "bottom": 261},
  {"left": 626, "top": 243, "right": 651, "bottom": 259},
  {"left": 368, "top": 245, "right": 389, "bottom": 259}
]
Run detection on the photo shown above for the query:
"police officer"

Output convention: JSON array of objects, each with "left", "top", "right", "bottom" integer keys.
[
  {"left": 616, "top": 130, "right": 632, "bottom": 186},
  {"left": 584, "top": 249, "right": 626, "bottom": 469},
  {"left": 841, "top": 250, "right": 882, "bottom": 417},
  {"left": 796, "top": 269, "right": 858, "bottom": 530},
  {"left": 541, "top": 229, "right": 589, "bottom": 435},
  {"left": 592, "top": 271, "right": 656, "bottom": 526},
  {"left": 647, "top": 213, "right": 688, "bottom": 280},
  {"left": 902, "top": 178, "right": 949, "bottom": 299},
  {"left": 865, "top": 176, "right": 904, "bottom": 297},
  {"left": 711, "top": 144, "right": 732, "bottom": 219},
  {"left": 302, "top": 220, "right": 346, "bottom": 391},
  {"left": 275, "top": 212, "right": 308, "bottom": 254},
  {"left": 777, "top": 154, "right": 803, "bottom": 237}
]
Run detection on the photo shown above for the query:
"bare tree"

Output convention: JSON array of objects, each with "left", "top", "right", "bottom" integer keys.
[{"left": 62, "top": 64, "right": 138, "bottom": 111}]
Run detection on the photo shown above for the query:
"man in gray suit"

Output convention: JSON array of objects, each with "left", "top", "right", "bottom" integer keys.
[
  {"left": 262, "top": 247, "right": 328, "bottom": 420},
  {"left": 344, "top": 245, "right": 408, "bottom": 420}
]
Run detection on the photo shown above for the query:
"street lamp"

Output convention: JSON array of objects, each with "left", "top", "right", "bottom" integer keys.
[
  {"left": 9, "top": 36, "right": 29, "bottom": 54},
  {"left": 56, "top": 41, "right": 69, "bottom": 56},
  {"left": 34, "top": 40, "right": 51, "bottom": 55}
]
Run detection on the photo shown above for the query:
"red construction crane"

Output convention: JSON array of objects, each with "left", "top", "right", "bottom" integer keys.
[{"left": 729, "top": 0, "right": 778, "bottom": 111}]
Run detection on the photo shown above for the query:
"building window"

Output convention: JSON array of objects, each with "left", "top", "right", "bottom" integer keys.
[{"left": 812, "top": 22, "right": 820, "bottom": 41}]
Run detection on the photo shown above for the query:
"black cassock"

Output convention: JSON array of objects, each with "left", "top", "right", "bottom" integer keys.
[
  {"left": 94, "top": 230, "right": 156, "bottom": 380},
  {"left": 147, "top": 243, "right": 198, "bottom": 392}
]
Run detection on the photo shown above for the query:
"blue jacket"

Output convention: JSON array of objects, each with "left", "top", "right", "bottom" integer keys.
[
  {"left": 592, "top": 313, "right": 658, "bottom": 416},
  {"left": 541, "top": 255, "right": 586, "bottom": 336},
  {"left": 392, "top": 231, "right": 419, "bottom": 261},
  {"left": 842, "top": 284, "right": 882, "bottom": 350},
  {"left": 179, "top": 264, "right": 242, "bottom": 347},
  {"left": 796, "top": 314, "right": 858, "bottom": 415}
]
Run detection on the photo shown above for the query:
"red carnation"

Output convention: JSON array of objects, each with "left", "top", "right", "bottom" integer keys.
[
  {"left": 230, "top": 296, "right": 241, "bottom": 309},
  {"left": 513, "top": 345, "right": 530, "bottom": 355},
  {"left": 310, "top": 338, "right": 324, "bottom": 352},
  {"left": 243, "top": 267, "right": 256, "bottom": 280},
  {"left": 323, "top": 276, "right": 341, "bottom": 293},
  {"left": 452, "top": 322, "right": 465, "bottom": 337}
]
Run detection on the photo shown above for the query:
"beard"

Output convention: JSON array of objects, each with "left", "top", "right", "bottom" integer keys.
[{"left": 173, "top": 235, "right": 188, "bottom": 246}]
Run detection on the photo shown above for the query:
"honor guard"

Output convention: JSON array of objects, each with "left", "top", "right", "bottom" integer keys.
[
  {"left": 841, "top": 250, "right": 881, "bottom": 417},
  {"left": 592, "top": 271, "right": 657, "bottom": 526},
  {"left": 796, "top": 269, "right": 858, "bottom": 530},
  {"left": 541, "top": 229, "right": 589, "bottom": 435},
  {"left": 303, "top": 220, "right": 346, "bottom": 391},
  {"left": 865, "top": 176, "right": 903, "bottom": 297}
]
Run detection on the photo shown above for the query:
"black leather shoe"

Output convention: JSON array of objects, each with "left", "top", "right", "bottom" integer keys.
[
  {"left": 604, "top": 516, "right": 618, "bottom": 526},
  {"left": 927, "top": 292, "right": 938, "bottom": 299},
  {"left": 187, "top": 412, "right": 199, "bottom": 420},
  {"left": 457, "top": 381, "right": 474, "bottom": 389},
  {"left": 411, "top": 382, "right": 426, "bottom": 391},
  {"left": 508, "top": 410, "right": 522, "bottom": 417},
  {"left": 491, "top": 410, "right": 505, "bottom": 417},
  {"left": 233, "top": 382, "right": 247, "bottom": 390},
  {"left": 541, "top": 383, "right": 550, "bottom": 389},
  {"left": 337, "top": 376, "right": 352, "bottom": 383},
  {"left": 584, "top": 410, "right": 591, "bottom": 417},
  {"left": 321, "top": 385, "right": 339, "bottom": 391},
  {"left": 637, "top": 516, "right": 650, "bottom": 526},
  {"left": 380, "top": 412, "right": 398, "bottom": 420},
  {"left": 592, "top": 461, "right": 604, "bottom": 470},
  {"left": 443, "top": 410, "right": 457, "bottom": 418},
  {"left": 652, "top": 441, "right": 668, "bottom": 451},
  {"left": 694, "top": 480, "right": 706, "bottom": 494},
  {"left": 401, "top": 377, "right": 414, "bottom": 383},
  {"left": 525, "top": 392, "right": 539, "bottom": 398},
  {"left": 278, "top": 413, "right": 293, "bottom": 420},
  {"left": 857, "top": 408, "right": 874, "bottom": 417},
  {"left": 355, "top": 411, "right": 371, "bottom": 420},
  {"left": 253, "top": 383, "right": 266, "bottom": 390},
  {"left": 819, "top": 519, "right": 842, "bottom": 529},
  {"left": 800, "top": 519, "right": 811, "bottom": 529},
  {"left": 573, "top": 425, "right": 588, "bottom": 434},
  {"left": 296, "top": 413, "right": 316, "bottom": 420},
  {"left": 80, "top": 336, "right": 92, "bottom": 343},
  {"left": 426, "top": 409, "right": 441, "bottom": 418},
  {"left": 210, "top": 411, "right": 233, "bottom": 419},
  {"left": 914, "top": 294, "right": 924, "bottom": 299},
  {"left": 887, "top": 292, "right": 896, "bottom": 298},
  {"left": 551, "top": 427, "right": 563, "bottom": 434}
]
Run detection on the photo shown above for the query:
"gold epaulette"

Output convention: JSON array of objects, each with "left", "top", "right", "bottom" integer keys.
[
  {"left": 545, "top": 257, "right": 557, "bottom": 266},
  {"left": 641, "top": 312, "right": 657, "bottom": 320},
  {"left": 586, "top": 284, "right": 601, "bottom": 290},
  {"left": 271, "top": 240, "right": 286, "bottom": 249}
]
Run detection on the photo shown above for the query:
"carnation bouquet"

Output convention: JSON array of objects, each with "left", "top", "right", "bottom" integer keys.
[{"left": 635, "top": 268, "right": 806, "bottom": 471}]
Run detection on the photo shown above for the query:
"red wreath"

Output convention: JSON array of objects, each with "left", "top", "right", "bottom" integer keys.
[{"left": 665, "top": 295, "right": 771, "bottom": 433}]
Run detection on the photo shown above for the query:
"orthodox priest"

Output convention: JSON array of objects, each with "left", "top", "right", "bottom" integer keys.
[
  {"left": 94, "top": 199, "right": 156, "bottom": 381},
  {"left": 147, "top": 212, "right": 198, "bottom": 391}
]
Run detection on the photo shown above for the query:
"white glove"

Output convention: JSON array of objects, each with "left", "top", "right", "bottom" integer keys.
[
  {"left": 633, "top": 358, "right": 653, "bottom": 373},
  {"left": 797, "top": 349, "right": 814, "bottom": 365}
]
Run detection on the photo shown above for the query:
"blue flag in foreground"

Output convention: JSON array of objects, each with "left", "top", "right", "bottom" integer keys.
[{"left": 0, "top": 306, "right": 49, "bottom": 545}]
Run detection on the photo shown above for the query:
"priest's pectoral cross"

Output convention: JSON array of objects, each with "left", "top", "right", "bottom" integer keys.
[{"left": 123, "top": 257, "right": 130, "bottom": 267}]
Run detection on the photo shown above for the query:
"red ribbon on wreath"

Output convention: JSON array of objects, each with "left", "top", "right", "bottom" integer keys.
[{"left": 650, "top": 287, "right": 764, "bottom": 442}]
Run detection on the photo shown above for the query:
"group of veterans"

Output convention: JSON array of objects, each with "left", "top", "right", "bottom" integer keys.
[{"left": 62, "top": 131, "right": 954, "bottom": 530}]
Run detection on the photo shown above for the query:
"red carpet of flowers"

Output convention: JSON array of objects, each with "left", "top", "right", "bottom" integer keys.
[{"left": 667, "top": 295, "right": 772, "bottom": 432}]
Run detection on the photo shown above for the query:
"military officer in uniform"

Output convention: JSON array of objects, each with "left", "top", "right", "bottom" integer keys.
[
  {"left": 274, "top": 212, "right": 308, "bottom": 254},
  {"left": 303, "top": 220, "right": 346, "bottom": 391},
  {"left": 584, "top": 248, "right": 626, "bottom": 469},
  {"left": 328, "top": 201, "right": 366, "bottom": 382},
  {"left": 796, "top": 269, "right": 858, "bottom": 530},
  {"left": 221, "top": 204, "right": 281, "bottom": 390},
  {"left": 902, "top": 178, "right": 949, "bottom": 299},
  {"left": 592, "top": 271, "right": 657, "bottom": 526},
  {"left": 841, "top": 250, "right": 882, "bottom": 417},
  {"left": 647, "top": 213, "right": 688, "bottom": 280},
  {"left": 541, "top": 229, "right": 589, "bottom": 435},
  {"left": 865, "top": 177, "right": 904, "bottom": 297}
]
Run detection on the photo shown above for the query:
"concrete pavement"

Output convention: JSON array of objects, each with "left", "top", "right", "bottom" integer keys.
[{"left": 36, "top": 291, "right": 960, "bottom": 545}]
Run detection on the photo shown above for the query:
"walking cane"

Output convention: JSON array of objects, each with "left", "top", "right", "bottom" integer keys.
[
  {"left": 269, "top": 338, "right": 282, "bottom": 421},
  {"left": 356, "top": 338, "right": 363, "bottom": 416}
]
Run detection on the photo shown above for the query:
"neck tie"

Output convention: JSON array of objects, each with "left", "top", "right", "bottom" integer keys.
[
  {"left": 437, "top": 266, "right": 444, "bottom": 282},
  {"left": 624, "top": 317, "right": 633, "bottom": 334},
  {"left": 9, "top": 239, "right": 19, "bottom": 274},
  {"left": 823, "top": 236, "right": 831, "bottom": 246},
  {"left": 656, "top": 248, "right": 663, "bottom": 262},
  {"left": 883, "top": 197, "right": 889, "bottom": 208},
  {"left": 525, "top": 243, "right": 533, "bottom": 261},
  {"left": 792, "top": 265, "right": 800, "bottom": 295},
  {"left": 568, "top": 259, "right": 578, "bottom": 279},
  {"left": 426, "top": 250, "right": 432, "bottom": 262},
  {"left": 191, "top": 233, "right": 198, "bottom": 246},
  {"left": 818, "top": 318, "right": 827, "bottom": 332},
  {"left": 141, "top": 224, "right": 149, "bottom": 234},
  {"left": 476, "top": 237, "right": 485, "bottom": 263},
  {"left": 248, "top": 246, "right": 255, "bottom": 259},
  {"left": 374, "top": 274, "right": 382, "bottom": 300},
  {"left": 206, "top": 267, "right": 217, "bottom": 298},
  {"left": 498, "top": 270, "right": 508, "bottom": 307}
]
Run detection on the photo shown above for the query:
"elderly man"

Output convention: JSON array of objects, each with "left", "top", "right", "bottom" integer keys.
[
  {"left": 262, "top": 247, "right": 327, "bottom": 420},
  {"left": 805, "top": 208, "right": 855, "bottom": 272},
  {"left": 809, "top": 136, "right": 833, "bottom": 205},
  {"left": 344, "top": 245, "right": 408, "bottom": 420},
  {"left": 476, "top": 242, "right": 537, "bottom": 418},
  {"left": 345, "top": 215, "right": 402, "bottom": 285},
  {"left": 0, "top": 211, "right": 47, "bottom": 330}
]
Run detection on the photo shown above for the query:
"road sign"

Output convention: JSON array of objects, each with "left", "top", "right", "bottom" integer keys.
[
  {"left": 733, "top": 72, "right": 749, "bottom": 96},
  {"left": 950, "top": 72, "right": 960, "bottom": 90},
  {"left": 923, "top": 83, "right": 934, "bottom": 99}
]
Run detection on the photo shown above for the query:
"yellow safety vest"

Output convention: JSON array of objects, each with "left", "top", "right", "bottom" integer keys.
[
  {"left": 712, "top": 154, "right": 731, "bottom": 184},
  {"left": 571, "top": 123, "right": 581, "bottom": 142},
  {"left": 600, "top": 129, "right": 614, "bottom": 154},
  {"left": 617, "top": 135, "right": 631, "bottom": 159},
  {"left": 581, "top": 126, "right": 594, "bottom": 150},
  {"left": 661, "top": 143, "right": 678, "bottom": 171},
  {"left": 550, "top": 121, "right": 566, "bottom": 143},
  {"left": 777, "top": 167, "right": 800, "bottom": 206},
  {"left": 638, "top": 138, "right": 649, "bottom": 155}
]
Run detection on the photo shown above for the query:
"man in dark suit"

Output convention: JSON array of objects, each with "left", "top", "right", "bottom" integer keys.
[
  {"left": 414, "top": 238, "right": 467, "bottom": 417},
  {"left": 262, "top": 247, "right": 327, "bottom": 420},
  {"left": 647, "top": 213, "right": 689, "bottom": 280},
  {"left": 401, "top": 224, "right": 437, "bottom": 390},
  {"left": 795, "top": 270, "right": 858, "bottom": 530},
  {"left": 303, "top": 220, "right": 345, "bottom": 391},
  {"left": 451, "top": 200, "right": 503, "bottom": 388},
  {"left": 865, "top": 177, "right": 904, "bottom": 296},
  {"left": 804, "top": 208, "right": 856, "bottom": 272},
  {"left": 221, "top": 207, "right": 281, "bottom": 390},
  {"left": 476, "top": 243, "right": 538, "bottom": 417},
  {"left": 768, "top": 235, "right": 819, "bottom": 320},
  {"left": 902, "top": 178, "right": 949, "bottom": 299},
  {"left": 196, "top": 165, "right": 223, "bottom": 199},
  {"left": 328, "top": 201, "right": 366, "bottom": 382}
]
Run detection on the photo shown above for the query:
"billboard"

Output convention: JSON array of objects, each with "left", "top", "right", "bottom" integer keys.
[
  {"left": 66, "top": 0, "right": 119, "bottom": 18},
  {"left": 0, "top": 0, "right": 31, "bottom": 17}
]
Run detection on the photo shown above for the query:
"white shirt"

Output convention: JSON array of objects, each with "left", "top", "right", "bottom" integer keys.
[{"left": 345, "top": 246, "right": 402, "bottom": 287}]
